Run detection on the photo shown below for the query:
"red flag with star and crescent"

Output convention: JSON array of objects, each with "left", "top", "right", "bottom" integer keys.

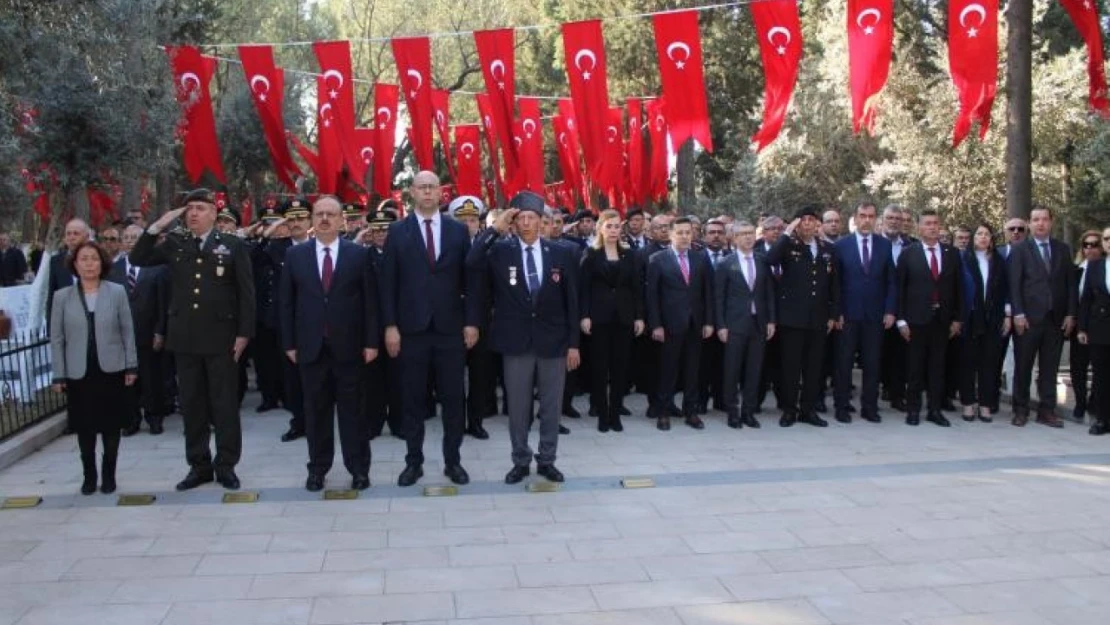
[
  {"left": 652, "top": 10, "right": 713, "bottom": 153},
  {"left": 392, "top": 37, "right": 435, "bottom": 170},
  {"left": 475, "top": 93, "right": 506, "bottom": 190},
  {"left": 645, "top": 98, "right": 670, "bottom": 202},
  {"left": 432, "top": 89, "right": 455, "bottom": 180},
  {"left": 313, "top": 41, "right": 362, "bottom": 183},
  {"left": 315, "top": 76, "right": 342, "bottom": 194},
  {"left": 948, "top": 0, "right": 998, "bottom": 147},
  {"left": 238, "top": 45, "right": 301, "bottom": 190},
  {"left": 626, "top": 98, "right": 646, "bottom": 208},
  {"left": 353, "top": 127, "right": 378, "bottom": 190},
  {"left": 750, "top": 0, "right": 803, "bottom": 151},
  {"left": 474, "top": 28, "right": 519, "bottom": 180},
  {"left": 846, "top": 0, "right": 894, "bottom": 134},
  {"left": 563, "top": 20, "right": 611, "bottom": 184},
  {"left": 1058, "top": 0, "right": 1109, "bottom": 116},
  {"left": 166, "top": 46, "right": 226, "bottom": 184},
  {"left": 453, "top": 125, "right": 482, "bottom": 197},
  {"left": 373, "top": 84, "right": 400, "bottom": 195},
  {"left": 552, "top": 115, "right": 582, "bottom": 208}
]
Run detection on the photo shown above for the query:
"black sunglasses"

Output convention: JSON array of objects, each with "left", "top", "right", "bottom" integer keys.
[
  {"left": 1007, "top": 227, "right": 1026, "bottom": 233},
  {"left": 1083, "top": 241, "right": 1100, "bottom": 248},
  {"left": 100, "top": 236, "right": 119, "bottom": 242}
]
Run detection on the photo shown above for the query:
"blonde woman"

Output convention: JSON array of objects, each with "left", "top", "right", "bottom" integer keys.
[{"left": 579, "top": 210, "right": 645, "bottom": 432}]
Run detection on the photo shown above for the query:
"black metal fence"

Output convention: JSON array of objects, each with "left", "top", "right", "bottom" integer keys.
[{"left": 0, "top": 328, "right": 65, "bottom": 442}]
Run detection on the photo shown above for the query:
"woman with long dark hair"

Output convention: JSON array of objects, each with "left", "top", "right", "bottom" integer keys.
[
  {"left": 579, "top": 209, "right": 645, "bottom": 432},
  {"left": 1079, "top": 226, "right": 1110, "bottom": 435},
  {"left": 958, "top": 223, "right": 1010, "bottom": 422}
]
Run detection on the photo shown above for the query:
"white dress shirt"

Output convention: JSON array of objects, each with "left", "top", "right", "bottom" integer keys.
[
  {"left": 1078, "top": 260, "right": 1088, "bottom": 296},
  {"left": 316, "top": 239, "right": 340, "bottom": 280},
  {"left": 923, "top": 243, "right": 942, "bottom": 273},
  {"left": 889, "top": 235, "right": 905, "bottom": 265},
  {"left": 976, "top": 250, "right": 990, "bottom": 303},
  {"left": 416, "top": 211, "right": 442, "bottom": 261},
  {"left": 520, "top": 239, "right": 543, "bottom": 288}
]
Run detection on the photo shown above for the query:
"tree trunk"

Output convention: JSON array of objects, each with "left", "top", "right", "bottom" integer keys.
[
  {"left": 1005, "top": 0, "right": 1033, "bottom": 219},
  {"left": 69, "top": 187, "right": 90, "bottom": 223},
  {"left": 154, "top": 167, "right": 175, "bottom": 218},
  {"left": 676, "top": 139, "right": 695, "bottom": 210},
  {"left": 121, "top": 176, "right": 142, "bottom": 219}
]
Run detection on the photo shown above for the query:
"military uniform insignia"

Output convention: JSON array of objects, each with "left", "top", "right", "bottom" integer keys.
[
  {"left": 213, "top": 244, "right": 231, "bottom": 256},
  {"left": 509, "top": 266, "right": 518, "bottom": 286},
  {"left": 551, "top": 267, "right": 562, "bottom": 284}
]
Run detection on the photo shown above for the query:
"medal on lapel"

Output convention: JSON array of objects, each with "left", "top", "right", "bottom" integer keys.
[
  {"left": 551, "top": 267, "right": 562, "bottom": 284},
  {"left": 216, "top": 266, "right": 225, "bottom": 277},
  {"left": 509, "top": 265, "right": 518, "bottom": 286}
]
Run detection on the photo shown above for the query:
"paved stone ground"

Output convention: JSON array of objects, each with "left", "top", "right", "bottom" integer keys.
[{"left": 0, "top": 388, "right": 1108, "bottom": 625}]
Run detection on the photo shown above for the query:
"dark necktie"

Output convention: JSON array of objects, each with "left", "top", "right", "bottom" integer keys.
[
  {"left": 322, "top": 247, "right": 333, "bottom": 292},
  {"left": 525, "top": 246, "right": 540, "bottom": 294},
  {"left": 861, "top": 236, "right": 870, "bottom": 275},
  {"left": 126, "top": 265, "right": 137, "bottom": 294},
  {"left": 928, "top": 247, "right": 939, "bottom": 303},
  {"left": 424, "top": 219, "right": 436, "bottom": 267},
  {"left": 194, "top": 237, "right": 203, "bottom": 252},
  {"left": 679, "top": 252, "right": 690, "bottom": 284},
  {"left": 1040, "top": 241, "right": 1051, "bottom": 270}
]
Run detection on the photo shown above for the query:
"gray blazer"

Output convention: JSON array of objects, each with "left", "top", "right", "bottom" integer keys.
[{"left": 50, "top": 282, "right": 138, "bottom": 381}]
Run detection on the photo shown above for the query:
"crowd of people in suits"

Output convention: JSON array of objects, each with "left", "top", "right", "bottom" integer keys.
[{"left": 34, "top": 176, "right": 1110, "bottom": 496}]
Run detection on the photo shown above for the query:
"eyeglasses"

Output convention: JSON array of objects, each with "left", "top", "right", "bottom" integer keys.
[
  {"left": 100, "top": 236, "right": 118, "bottom": 242},
  {"left": 1083, "top": 241, "right": 1100, "bottom": 249},
  {"left": 1007, "top": 227, "right": 1026, "bottom": 233}
]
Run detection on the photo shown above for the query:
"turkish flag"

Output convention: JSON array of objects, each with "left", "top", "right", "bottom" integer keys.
[
  {"left": 645, "top": 98, "right": 669, "bottom": 202},
  {"left": 288, "top": 131, "right": 319, "bottom": 177},
  {"left": 563, "top": 20, "right": 611, "bottom": 184},
  {"left": 596, "top": 107, "right": 624, "bottom": 193},
  {"left": 475, "top": 93, "right": 505, "bottom": 189},
  {"left": 353, "top": 127, "right": 378, "bottom": 189},
  {"left": 166, "top": 46, "right": 226, "bottom": 184},
  {"left": 626, "top": 98, "right": 646, "bottom": 208},
  {"left": 652, "top": 11, "right": 713, "bottom": 153},
  {"left": 454, "top": 125, "right": 482, "bottom": 197},
  {"left": 373, "top": 84, "right": 399, "bottom": 195},
  {"left": 316, "top": 76, "right": 343, "bottom": 194},
  {"left": 432, "top": 89, "right": 455, "bottom": 179},
  {"left": 948, "top": 0, "right": 998, "bottom": 147},
  {"left": 846, "top": 0, "right": 894, "bottom": 134},
  {"left": 1059, "top": 0, "right": 1109, "bottom": 116},
  {"left": 556, "top": 99, "right": 585, "bottom": 204},
  {"left": 513, "top": 116, "right": 545, "bottom": 194},
  {"left": 22, "top": 167, "right": 50, "bottom": 220},
  {"left": 238, "top": 45, "right": 301, "bottom": 190},
  {"left": 313, "top": 41, "right": 362, "bottom": 180},
  {"left": 474, "top": 28, "right": 518, "bottom": 178},
  {"left": 553, "top": 115, "right": 582, "bottom": 208},
  {"left": 240, "top": 198, "right": 253, "bottom": 225},
  {"left": 750, "top": 0, "right": 804, "bottom": 151},
  {"left": 392, "top": 37, "right": 435, "bottom": 170}
]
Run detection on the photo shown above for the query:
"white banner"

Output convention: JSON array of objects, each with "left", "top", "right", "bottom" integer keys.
[{"left": 0, "top": 258, "right": 54, "bottom": 402}]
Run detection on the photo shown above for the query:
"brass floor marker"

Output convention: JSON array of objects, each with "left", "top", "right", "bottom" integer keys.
[
  {"left": 117, "top": 494, "right": 156, "bottom": 506},
  {"left": 621, "top": 477, "right": 655, "bottom": 489},
  {"left": 222, "top": 492, "right": 259, "bottom": 503},
  {"left": 1, "top": 496, "right": 42, "bottom": 509},
  {"left": 323, "top": 490, "right": 359, "bottom": 500},
  {"left": 526, "top": 481, "right": 560, "bottom": 493},
  {"left": 423, "top": 485, "right": 458, "bottom": 497}
]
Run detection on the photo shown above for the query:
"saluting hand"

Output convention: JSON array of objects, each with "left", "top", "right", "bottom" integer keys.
[
  {"left": 152, "top": 206, "right": 188, "bottom": 232},
  {"left": 493, "top": 209, "right": 519, "bottom": 235}
]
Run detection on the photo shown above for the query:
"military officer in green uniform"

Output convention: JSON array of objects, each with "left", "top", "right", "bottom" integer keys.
[{"left": 129, "top": 188, "right": 256, "bottom": 491}]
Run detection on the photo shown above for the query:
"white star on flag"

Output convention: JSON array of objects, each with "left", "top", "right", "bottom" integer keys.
[{"left": 967, "top": 27, "right": 978, "bottom": 37}]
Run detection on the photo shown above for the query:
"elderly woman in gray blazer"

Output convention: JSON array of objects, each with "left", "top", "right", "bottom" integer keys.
[{"left": 50, "top": 241, "right": 137, "bottom": 495}]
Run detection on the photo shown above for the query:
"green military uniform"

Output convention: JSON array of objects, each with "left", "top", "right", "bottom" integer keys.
[{"left": 129, "top": 190, "right": 255, "bottom": 485}]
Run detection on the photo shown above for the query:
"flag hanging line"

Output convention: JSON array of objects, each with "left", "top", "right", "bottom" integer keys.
[{"left": 184, "top": 0, "right": 764, "bottom": 50}]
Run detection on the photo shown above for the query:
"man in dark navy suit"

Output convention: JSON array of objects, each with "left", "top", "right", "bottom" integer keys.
[
  {"left": 466, "top": 192, "right": 580, "bottom": 484},
  {"left": 47, "top": 218, "right": 90, "bottom": 325},
  {"left": 833, "top": 201, "right": 897, "bottom": 424},
  {"left": 646, "top": 216, "right": 714, "bottom": 431},
  {"left": 378, "top": 171, "right": 479, "bottom": 487},
  {"left": 280, "top": 196, "right": 379, "bottom": 492},
  {"left": 715, "top": 221, "right": 775, "bottom": 429}
]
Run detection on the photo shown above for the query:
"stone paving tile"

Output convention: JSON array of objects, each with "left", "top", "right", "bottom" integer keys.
[
  {"left": 675, "top": 599, "right": 832, "bottom": 625},
  {"left": 455, "top": 587, "right": 597, "bottom": 618},
  {"left": 162, "top": 598, "right": 312, "bottom": 625}
]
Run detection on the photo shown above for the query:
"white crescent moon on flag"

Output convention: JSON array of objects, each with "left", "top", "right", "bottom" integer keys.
[
  {"left": 523, "top": 119, "right": 537, "bottom": 135},
  {"left": 249, "top": 75, "right": 271, "bottom": 94},
  {"left": 490, "top": 60, "right": 506, "bottom": 80},
  {"left": 361, "top": 147, "right": 374, "bottom": 162},
  {"left": 180, "top": 72, "right": 201, "bottom": 92},
  {"left": 959, "top": 3, "right": 987, "bottom": 27},
  {"left": 767, "top": 26, "right": 792, "bottom": 47},
  {"left": 406, "top": 69, "right": 424, "bottom": 91},
  {"left": 655, "top": 115, "right": 665, "bottom": 131},
  {"left": 665, "top": 41, "right": 691, "bottom": 62},
  {"left": 436, "top": 111, "right": 446, "bottom": 125},
  {"left": 856, "top": 8, "right": 882, "bottom": 28},
  {"left": 319, "top": 102, "right": 333, "bottom": 118},
  {"left": 558, "top": 132, "right": 568, "bottom": 146},
  {"left": 461, "top": 142, "right": 475, "bottom": 156},
  {"left": 574, "top": 49, "right": 597, "bottom": 72},
  {"left": 606, "top": 126, "right": 618, "bottom": 141},
  {"left": 483, "top": 115, "right": 492, "bottom": 128},
  {"left": 513, "top": 136, "right": 523, "bottom": 147},
  {"left": 323, "top": 69, "right": 345, "bottom": 89},
  {"left": 376, "top": 107, "right": 392, "bottom": 124}
]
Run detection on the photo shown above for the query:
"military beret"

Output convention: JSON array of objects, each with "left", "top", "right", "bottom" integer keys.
[
  {"left": 217, "top": 207, "right": 241, "bottom": 226},
  {"left": 448, "top": 195, "right": 484, "bottom": 220},
  {"left": 183, "top": 188, "right": 216, "bottom": 205},
  {"left": 509, "top": 191, "right": 546, "bottom": 217},
  {"left": 282, "top": 197, "right": 311, "bottom": 219},
  {"left": 567, "top": 209, "right": 595, "bottom": 225}
]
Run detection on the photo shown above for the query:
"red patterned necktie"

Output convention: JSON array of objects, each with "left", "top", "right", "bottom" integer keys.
[
  {"left": 322, "top": 246, "right": 333, "bottom": 336},
  {"left": 928, "top": 247, "right": 939, "bottom": 304},
  {"left": 424, "top": 219, "right": 436, "bottom": 267},
  {"left": 679, "top": 252, "right": 690, "bottom": 284}
]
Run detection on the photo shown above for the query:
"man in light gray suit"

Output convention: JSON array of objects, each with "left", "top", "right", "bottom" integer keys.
[
  {"left": 715, "top": 221, "right": 776, "bottom": 429},
  {"left": 1008, "top": 206, "right": 1077, "bottom": 427}
]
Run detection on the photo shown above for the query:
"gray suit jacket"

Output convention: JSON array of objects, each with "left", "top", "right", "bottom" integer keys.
[
  {"left": 714, "top": 251, "right": 776, "bottom": 336},
  {"left": 1008, "top": 237, "right": 1077, "bottom": 325},
  {"left": 50, "top": 282, "right": 138, "bottom": 381}
]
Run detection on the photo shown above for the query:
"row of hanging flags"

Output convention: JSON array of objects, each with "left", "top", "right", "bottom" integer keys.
[{"left": 164, "top": 0, "right": 1108, "bottom": 211}]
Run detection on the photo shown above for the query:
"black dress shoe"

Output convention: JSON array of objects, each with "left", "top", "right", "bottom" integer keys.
[
  {"left": 216, "top": 470, "right": 240, "bottom": 490},
  {"left": 800, "top": 412, "right": 829, "bottom": 427},
  {"left": 351, "top": 475, "right": 371, "bottom": 491},
  {"left": 741, "top": 413, "right": 761, "bottom": 429},
  {"left": 444, "top": 464, "right": 470, "bottom": 485},
  {"left": 80, "top": 478, "right": 97, "bottom": 496},
  {"left": 505, "top": 465, "right": 530, "bottom": 484},
  {"left": 149, "top": 422, "right": 164, "bottom": 435},
  {"left": 281, "top": 428, "right": 305, "bottom": 443},
  {"left": 1089, "top": 421, "right": 1109, "bottom": 436},
  {"left": 618, "top": 405, "right": 631, "bottom": 416},
  {"left": 397, "top": 464, "right": 424, "bottom": 487},
  {"left": 559, "top": 425, "right": 571, "bottom": 434},
  {"left": 727, "top": 413, "right": 741, "bottom": 429},
  {"left": 176, "top": 469, "right": 214, "bottom": 491},
  {"left": 685, "top": 415, "right": 705, "bottom": 430},
  {"left": 780, "top": 413, "right": 797, "bottom": 427},
  {"left": 906, "top": 413, "right": 920, "bottom": 426},
  {"left": 1072, "top": 405, "right": 1087, "bottom": 423},
  {"left": 100, "top": 474, "right": 116, "bottom": 494},
  {"left": 927, "top": 411, "right": 951, "bottom": 427},
  {"left": 657, "top": 416, "right": 671, "bottom": 431},
  {"left": 121, "top": 425, "right": 140, "bottom": 437},
  {"left": 860, "top": 411, "right": 881, "bottom": 423},
  {"left": 537, "top": 464, "right": 565, "bottom": 482},
  {"left": 562, "top": 406, "right": 581, "bottom": 419},
  {"left": 466, "top": 425, "right": 490, "bottom": 440},
  {"left": 306, "top": 474, "right": 325, "bottom": 492},
  {"left": 255, "top": 402, "right": 279, "bottom": 413},
  {"left": 835, "top": 410, "right": 852, "bottom": 424}
]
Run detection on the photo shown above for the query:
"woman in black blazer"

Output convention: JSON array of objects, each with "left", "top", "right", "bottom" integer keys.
[
  {"left": 959, "top": 223, "right": 1010, "bottom": 422},
  {"left": 1080, "top": 227, "right": 1110, "bottom": 435},
  {"left": 1070, "top": 231, "right": 1103, "bottom": 421},
  {"left": 579, "top": 209, "right": 645, "bottom": 432}
]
